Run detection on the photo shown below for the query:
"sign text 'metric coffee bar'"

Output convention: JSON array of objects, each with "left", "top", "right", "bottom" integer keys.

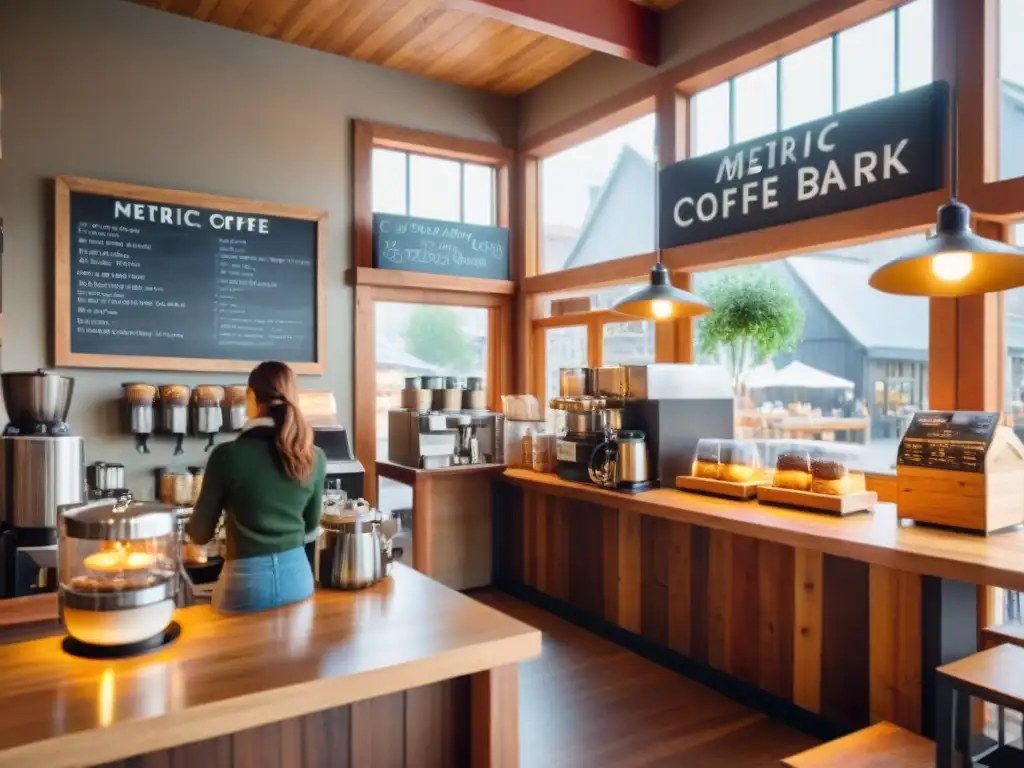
[{"left": 659, "top": 81, "right": 949, "bottom": 248}]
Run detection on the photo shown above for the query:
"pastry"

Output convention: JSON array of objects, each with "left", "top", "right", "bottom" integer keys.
[
  {"left": 720, "top": 463, "right": 756, "bottom": 483},
  {"left": 694, "top": 460, "right": 720, "bottom": 479},
  {"left": 773, "top": 452, "right": 812, "bottom": 491},
  {"left": 810, "top": 459, "right": 849, "bottom": 495},
  {"left": 693, "top": 441, "right": 721, "bottom": 479}
]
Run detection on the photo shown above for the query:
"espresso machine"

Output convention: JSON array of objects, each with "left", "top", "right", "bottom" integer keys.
[
  {"left": 598, "top": 364, "right": 735, "bottom": 485},
  {"left": 0, "top": 370, "right": 85, "bottom": 598},
  {"left": 312, "top": 425, "right": 365, "bottom": 499}
]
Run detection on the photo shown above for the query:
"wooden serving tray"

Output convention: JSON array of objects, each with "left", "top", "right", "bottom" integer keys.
[
  {"left": 676, "top": 475, "right": 764, "bottom": 500},
  {"left": 756, "top": 485, "right": 878, "bottom": 516}
]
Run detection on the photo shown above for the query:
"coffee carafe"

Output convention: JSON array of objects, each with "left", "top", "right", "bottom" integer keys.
[
  {"left": 123, "top": 383, "right": 157, "bottom": 453},
  {"left": 588, "top": 430, "right": 650, "bottom": 492},
  {"left": 159, "top": 385, "right": 191, "bottom": 456}
]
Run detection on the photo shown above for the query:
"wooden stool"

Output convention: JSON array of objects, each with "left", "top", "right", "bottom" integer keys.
[
  {"left": 781, "top": 721, "right": 933, "bottom": 767},
  {"left": 936, "top": 643, "right": 1024, "bottom": 767},
  {"left": 982, "top": 622, "right": 1024, "bottom": 650}
]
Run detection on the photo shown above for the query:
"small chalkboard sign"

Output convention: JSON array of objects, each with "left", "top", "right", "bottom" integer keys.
[
  {"left": 372, "top": 213, "right": 509, "bottom": 281},
  {"left": 54, "top": 176, "right": 326, "bottom": 373},
  {"left": 897, "top": 411, "right": 1000, "bottom": 473}
]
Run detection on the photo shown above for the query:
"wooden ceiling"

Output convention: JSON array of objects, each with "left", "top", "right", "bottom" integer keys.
[{"left": 130, "top": 0, "right": 594, "bottom": 94}]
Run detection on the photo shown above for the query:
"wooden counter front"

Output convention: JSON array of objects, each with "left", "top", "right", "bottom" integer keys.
[
  {"left": 495, "top": 470, "right": 995, "bottom": 740},
  {"left": 0, "top": 566, "right": 540, "bottom": 768},
  {"left": 503, "top": 468, "right": 1024, "bottom": 591}
]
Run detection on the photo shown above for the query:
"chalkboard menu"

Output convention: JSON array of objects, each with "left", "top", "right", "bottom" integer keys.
[
  {"left": 897, "top": 411, "right": 1000, "bottom": 473},
  {"left": 54, "top": 177, "right": 325, "bottom": 373},
  {"left": 372, "top": 213, "right": 509, "bottom": 280}
]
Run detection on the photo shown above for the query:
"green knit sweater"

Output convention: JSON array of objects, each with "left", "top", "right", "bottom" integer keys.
[{"left": 187, "top": 425, "right": 326, "bottom": 560}]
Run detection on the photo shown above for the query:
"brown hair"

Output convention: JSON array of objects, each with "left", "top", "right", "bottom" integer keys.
[{"left": 248, "top": 361, "right": 315, "bottom": 483}]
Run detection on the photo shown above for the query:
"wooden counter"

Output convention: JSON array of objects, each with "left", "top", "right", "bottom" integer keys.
[
  {"left": 0, "top": 566, "right": 540, "bottom": 768},
  {"left": 377, "top": 460, "right": 506, "bottom": 590},
  {"left": 504, "top": 468, "right": 1024, "bottom": 591},
  {"left": 495, "top": 469, "right": 995, "bottom": 741}
]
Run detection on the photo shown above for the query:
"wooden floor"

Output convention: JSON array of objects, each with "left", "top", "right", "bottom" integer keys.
[{"left": 472, "top": 590, "right": 820, "bottom": 768}]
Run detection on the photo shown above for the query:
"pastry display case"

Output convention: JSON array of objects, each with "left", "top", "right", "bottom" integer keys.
[
  {"left": 676, "top": 439, "right": 765, "bottom": 499},
  {"left": 757, "top": 446, "right": 874, "bottom": 516}
]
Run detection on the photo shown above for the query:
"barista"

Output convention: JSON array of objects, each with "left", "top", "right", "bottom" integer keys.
[{"left": 187, "top": 361, "right": 326, "bottom": 613}]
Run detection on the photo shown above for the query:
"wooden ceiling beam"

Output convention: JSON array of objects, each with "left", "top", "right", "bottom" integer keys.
[{"left": 450, "top": 0, "right": 659, "bottom": 66}]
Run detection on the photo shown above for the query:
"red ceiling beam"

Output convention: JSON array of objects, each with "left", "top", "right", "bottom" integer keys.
[{"left": 451, "top": 0, "right": 660, "bottom": 66}]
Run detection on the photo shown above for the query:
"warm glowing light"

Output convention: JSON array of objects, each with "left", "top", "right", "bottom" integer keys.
[
  {"left": 931, "top": 251, "right": 973, "bottom": 282},
  {"left": 84, "top": 548, "right": 156, "bottom": 573},
  {"left": 651, "top": 299, "right": 673, "bottom": 319},
  {"left": 99, "top": 668, "right": 115, "bottom": 727}
]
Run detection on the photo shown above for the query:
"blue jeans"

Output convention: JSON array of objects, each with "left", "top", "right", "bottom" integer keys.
[{"left": 212, "top": 546, "right": 314, "bottom": 614}]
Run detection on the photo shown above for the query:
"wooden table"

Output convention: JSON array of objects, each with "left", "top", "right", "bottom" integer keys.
[
  {"left": 495, "top": 469, "right": 1024, "bottom": 739},
  {"left": 376, "top": 460, "right": 506, "bottom": 590},
  {"left": 0, "top": 565, "right": 541, "bottom": 768}
]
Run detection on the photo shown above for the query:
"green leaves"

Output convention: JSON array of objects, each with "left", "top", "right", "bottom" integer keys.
[{"left": 696, "top": 270, "right": 804, "bottom": 381}]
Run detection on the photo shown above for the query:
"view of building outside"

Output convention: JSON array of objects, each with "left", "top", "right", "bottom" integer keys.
[
  {"left": 539, "top": 114, "right": 656, "bottom": 273},
  {"left": 692, "top": 233, "right": 929, "bottom": 475}
]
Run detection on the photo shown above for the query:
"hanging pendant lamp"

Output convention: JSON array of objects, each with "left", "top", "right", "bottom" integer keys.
[
  {"left": 869, "top": 17, "right": 1024, "bottom": 297},
  {"left": 613, "top": 153, "right": 711, "bottom": 320}
]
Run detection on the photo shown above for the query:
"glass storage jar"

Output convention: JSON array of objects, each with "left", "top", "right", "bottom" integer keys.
[{"left": 58, "top": 498, "right": 178, "bottom": 647}]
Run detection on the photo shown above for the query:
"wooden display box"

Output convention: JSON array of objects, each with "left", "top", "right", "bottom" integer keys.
[
  {"left": 756, "top": 485, "right": 877, "bottom": 516},
  {"left": 896, "top": 413, "right": 1024, "bottom": 535},
  {"left": 676, "top": 475, "right": 763, "bottom": 500}
]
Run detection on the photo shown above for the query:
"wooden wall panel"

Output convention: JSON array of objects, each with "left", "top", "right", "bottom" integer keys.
[
  {"left": 545, "top": 496, "right": 570, "bottom": 603},
  {"left": 640, "top": 515, "right": 671, "bottom": 645},
  {"left": 666, "top": 521, "right": 692, "bottom": 656},
  {"left": 567, "top": 499, "right": 607, "bottom": 618},
  {"left": 820, "top": 555, "right": 870, "bottom": 731},
  {"left": 706, "top": 529, "right": 734, "bottom": 674},
  {"left": 99, "top": 679, "right": 471, "bottom": 768},
  {"left": 868, "top": 565, "right": 923, "bottom": 733},
  {"left": 689, "top": 525, "right": 711, "bottom": 665},
  {"left": 729, "top": 534, "right": 761, "bottom": 685},
  {"left": 757, "top": 540, "right": 795, "bottom": 701},
  {"left": 618, "top": 509, "right": 642, "bottom": 633},
  {"left": 792, "top": 549, "right": 824, "bottom": 714},
  {"left": 601, "top": 506, "right": 620, "bottom": 625}
]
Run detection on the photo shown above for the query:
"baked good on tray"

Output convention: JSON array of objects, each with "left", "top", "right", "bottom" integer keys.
[
  {"left": 693, "top": 440, "right": 721, "bottom": 479},
  {"left": 773, "top": 452, "right": 812, "bottom": 491},
  {"left": 810, "top": 458, "right": 850, "bottom": 495},
  {"left": 719, "top": 440, "right": 760, "bottom": 483}
]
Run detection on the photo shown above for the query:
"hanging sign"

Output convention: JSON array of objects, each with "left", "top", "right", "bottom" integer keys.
[{"left": 659, "top": 81, "right": 949, "bottom": 249}]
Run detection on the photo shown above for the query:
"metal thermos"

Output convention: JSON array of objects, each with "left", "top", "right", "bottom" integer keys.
[
  {"left": 0, "top": 436, "right": 85, "bottom": 529},
  {"left": 317, "top": 499, "right": 401, "bottom": 590},
  {"left": 588, "top": 430, "right": 649, "bottom": 490}
]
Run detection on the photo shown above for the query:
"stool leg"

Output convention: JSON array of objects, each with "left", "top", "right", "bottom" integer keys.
[
  {"left": 998, "top": 705, "right": 1005, "bottom": 745},
  {"left": 936, "top": 680, "right": 954, "bottom": 768}
]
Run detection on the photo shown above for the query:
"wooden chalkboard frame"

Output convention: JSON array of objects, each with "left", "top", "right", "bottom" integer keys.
[{"left": 54, "top": 175, "right": 326, "bottom": 374}]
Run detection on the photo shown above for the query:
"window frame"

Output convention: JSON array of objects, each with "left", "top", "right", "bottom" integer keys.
[{"left": 352, "top": 121, "right": 515, "bottom": 504}]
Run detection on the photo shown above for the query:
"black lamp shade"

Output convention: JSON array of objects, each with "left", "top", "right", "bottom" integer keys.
[
  {"left": 869, "top": 201, "right": 1024, "bottom": 297},
  {"left": 612, "top": 264, "right": 712, "bottom": 320}
]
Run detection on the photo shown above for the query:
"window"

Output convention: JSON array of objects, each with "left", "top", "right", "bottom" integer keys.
[
  {"left": 371, "top": 147, "right": 496, "bottom": 224},
  {"left": 602, "top": 322, "right": 655, "bottom": 366},
  {"left": 692, "top": 233, "right": 929, "bottom": 475},
  {"left": 1005, "top": 223, "right": 1024, "bottom": 418},
  {"left": 1000, "top": 0, "right": 1024, "bottom": 180},
  {"left": 374, "top": 302, "right": 489, "bottom": 513},
  {"left": 540, "top": 114, "right": 656, "bottom": 273},
  {"left": 691, "top": 0, "right": 933, "bottom": 154},
  {"left": 545, "top": 326, "right": 588, "bottom": 408}
]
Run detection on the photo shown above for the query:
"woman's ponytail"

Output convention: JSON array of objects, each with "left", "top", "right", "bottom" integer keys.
[{"left": 248, "top": 362, "right": 315, "bottom": 484}]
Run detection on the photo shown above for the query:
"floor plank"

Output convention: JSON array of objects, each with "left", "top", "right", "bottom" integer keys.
[{"left": 472, "top": 590, "right": 820, "bottom": 768}]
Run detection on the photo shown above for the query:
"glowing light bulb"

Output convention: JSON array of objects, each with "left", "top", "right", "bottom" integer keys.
[
  {"left": 931, "top": 252, "right": 973, "bottom": 282},
  {"left": 651, "top": 299, "right": 673, "bottom": 319}
]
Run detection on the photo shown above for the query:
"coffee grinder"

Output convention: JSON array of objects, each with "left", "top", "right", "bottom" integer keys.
[
  {"left": 122, "top": 383, "right": 156, "bottom": 454},
  {"left": 0, "top": 370, "right": 85, "bottom": 598},
  {"left": 159, "top": 385, "right": 191, "bottom": 456}
]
